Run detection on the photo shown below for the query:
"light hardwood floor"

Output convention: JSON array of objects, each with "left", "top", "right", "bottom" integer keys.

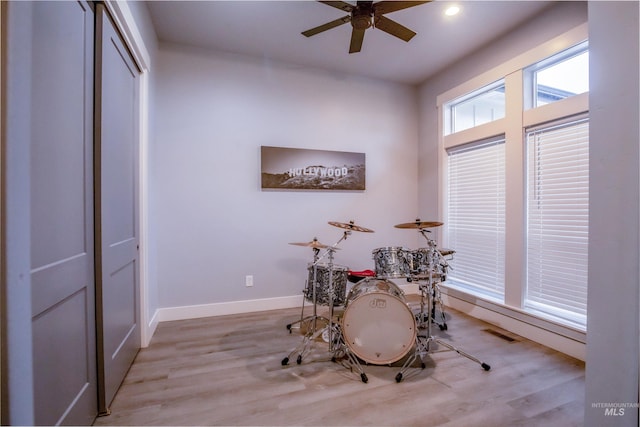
[{"left": 94, "top": 294, "right": 585, "bottom": 426}]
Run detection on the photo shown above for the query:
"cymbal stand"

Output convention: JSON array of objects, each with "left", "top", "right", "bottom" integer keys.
[
  {"left": 395, "top": 279, "right": 491, "bottom": 383},
  {"left": 322, "top": 230, "right": 369, "bottom": 382},
  {"left": 396, "top": 228, "right": 491, "bottom": 382},
  {"left": 282, "top": 230, "right": 349, "bottom": 366},
  {"left": 286, "top": 246, "right": 329, "bottom": 333},
  {"left": 324, "top": 232, "right": 346, "bottom": 353},
  {"left": 330, "top": 325, "right": 369, "bottom": 383}
]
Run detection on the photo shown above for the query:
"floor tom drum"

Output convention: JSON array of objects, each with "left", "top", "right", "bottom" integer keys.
[{"left": 305, "top": 264, "right": 348, "bottom": 306}]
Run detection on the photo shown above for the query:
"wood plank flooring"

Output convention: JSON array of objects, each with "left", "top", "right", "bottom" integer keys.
[{"left": 94, "top": 295, "right": 585, "bottom": 426}]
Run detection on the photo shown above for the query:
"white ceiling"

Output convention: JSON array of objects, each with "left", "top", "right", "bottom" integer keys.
[{"left": 145, "top": 1, "right": 555, "bottom": 85}]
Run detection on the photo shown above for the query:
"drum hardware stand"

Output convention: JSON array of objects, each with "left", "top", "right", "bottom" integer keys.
[
  {"left": 395, "top": 280, "right": 491, "bottom": 383},
  {"left": 330, "top": 324, "right": 369, "bottom": 383},
  {"left": 411, "top": 231, "right": 449, "bottom": 331},
  {"left": 286, "top": 245, "right": 329, "bottom": 334},
  {"left": 281, "top": 229, "right": 350, "bottom": 366},
  {"left": 324, "top": 223, "right": 374, "bottom": 383},
  {"left": 392, "top": 219, "right": 489, "bottom": 382},
  {"left": 415, "top": 277, "right": 447, "bottom": 331},
  {"left": 282, "top": 221, "right": 374, "bottom": 384}
]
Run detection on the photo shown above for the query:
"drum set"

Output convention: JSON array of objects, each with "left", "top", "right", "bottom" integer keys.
[{"left": 282, "top": 219, "right": 490, "bottom": 383}]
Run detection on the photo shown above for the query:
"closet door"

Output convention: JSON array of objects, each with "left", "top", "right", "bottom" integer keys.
[
  {"left": 28, "top": 1, "right": 98, "bottom": 425},
  {"left": 94, "top": 4, "right": 141, "bottom": 413}
]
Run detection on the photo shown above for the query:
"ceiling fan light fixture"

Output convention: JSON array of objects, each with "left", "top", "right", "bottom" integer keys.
[{"left": 352, "top": 14, "right": 373, "bottom": 30}]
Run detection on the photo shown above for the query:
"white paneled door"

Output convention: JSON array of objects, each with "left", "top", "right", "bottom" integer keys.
[
  {"left": 28, "top": 1, "right": 98, "bottom": 425},
  {"left": 94, "top": 3, "right": 141, "bottom": 414}
]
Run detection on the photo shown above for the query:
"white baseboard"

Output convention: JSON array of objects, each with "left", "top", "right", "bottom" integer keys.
[
  {"left": 142, "top": 309, "right": 160, "bottom": 348},
  {"left": 150, "top": 283, "right": 585, "bottom": 361},
  {"left": 156, "top": 295, "right": 304, "bottom": 323},
  {"left": 155, "top": 282, "right": 415, "bottom": 325}
]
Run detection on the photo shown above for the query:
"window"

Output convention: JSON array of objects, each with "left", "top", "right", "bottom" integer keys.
[
  {"left": 438, "top": 35, "right": 589, "bottom": 329},
  {"left": 527, "top": 42, "right": 589, "bottom": 108},
  {"left": 444, "top": 80, "right": 505, "bottom": 135},
  {"left": 525, "top": 118, "right": 589, "bottom": 325},
  {"left": 446, "top": 138, "right": 505, "bottom": 299}
]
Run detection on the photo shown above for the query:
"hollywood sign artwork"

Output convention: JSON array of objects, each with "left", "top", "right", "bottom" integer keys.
[{"left": 287, "top": 166, "right": 350, "bottom": 178}]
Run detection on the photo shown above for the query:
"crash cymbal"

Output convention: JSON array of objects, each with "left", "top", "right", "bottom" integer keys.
[
  {"left": 288, "top": 239, "right": 337, "bottom": 249},
  {"left": 328, "top": 220, "right": 374, "bottom": 233},
  {"left": 394, "top": 219, "right": 444, "bottom": 229}
]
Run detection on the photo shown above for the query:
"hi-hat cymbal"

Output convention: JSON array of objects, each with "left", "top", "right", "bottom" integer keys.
[
  {"left": 394, "top": 219, "right": 444, "bottom": 229},
  {"left": 328, "top": 220, "right": 374, "bottom": 233},
  {"left": 289, "top": 239, "right": 337, "bottom": 249}
]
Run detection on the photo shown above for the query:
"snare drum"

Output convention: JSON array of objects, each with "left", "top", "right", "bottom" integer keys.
[
  {"left": 372, "top": 247, "right": 413, "bottom": 278},
  {"left": 341, "top": 278, "right": 416, "bottom": 365},
  {"left": 305, "top": 264, "right": 348, "bottom": 306}
]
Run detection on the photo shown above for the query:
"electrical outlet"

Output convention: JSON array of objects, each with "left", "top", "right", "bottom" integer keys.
[{"left": 245, "top": 275, "right": 254, "bottom": 287}]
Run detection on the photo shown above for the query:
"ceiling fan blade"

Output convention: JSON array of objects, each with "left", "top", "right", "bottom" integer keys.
[
  {"left": 349, "top": 28, "right": 365, "bottom": 53},
  {"left": 302, "top": 15, "right": 351, "bottom": 37},
  {"left": 318, "top": 1, "right": 354, "bottom": 13},
  {"left": 374, "top": 15, "right": 416, "bottom": 42},
  {"left": 374, "top": 1, "right": 431, "bottom": 15}
]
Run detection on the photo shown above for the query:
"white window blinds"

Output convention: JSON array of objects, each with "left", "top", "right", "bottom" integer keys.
[
  {"left": 446, "top": 138, "right": 506, "bottom": 298},
  {"left": 525, "top": 118, "right": 589, "bottom": 324}
]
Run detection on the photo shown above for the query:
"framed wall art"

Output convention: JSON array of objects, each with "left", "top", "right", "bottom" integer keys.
[{"left": 261, "top": 146, "right": 366, "bottom": 191}]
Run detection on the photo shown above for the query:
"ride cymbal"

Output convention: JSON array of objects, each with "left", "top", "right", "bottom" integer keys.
[
  {"left": 328, "top": 220, "right": 374, "bottom": 233},
  {"left": 394, "top": 219, "right": 443, "bottom": 229}
]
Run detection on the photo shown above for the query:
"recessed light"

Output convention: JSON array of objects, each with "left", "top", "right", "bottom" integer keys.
[{"left": 445, "top": 5, "right": 461, "bottom": 17}]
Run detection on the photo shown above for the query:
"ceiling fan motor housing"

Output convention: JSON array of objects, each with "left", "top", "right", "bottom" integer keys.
[{"left": 352, "top": 4, "right": 374, "bottom": 30}]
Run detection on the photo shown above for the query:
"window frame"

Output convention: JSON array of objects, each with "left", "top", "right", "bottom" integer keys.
[
  {"left": 444, "top": 79, "right": 506, "bottom": 136},
  {"left": 437, "top": 24, "right": 589, "bottom": 331},
  {"left": 525, "top": 41, "right": 589, "bottom": 109}
]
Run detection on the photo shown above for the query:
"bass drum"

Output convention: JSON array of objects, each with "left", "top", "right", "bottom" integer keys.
[{"left": 341, "top": 278, "right": 416, "bottom": 365}]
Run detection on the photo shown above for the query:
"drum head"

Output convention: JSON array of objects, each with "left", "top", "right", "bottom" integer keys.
[{"left": 342, "top": 288, "right": 416, "bottom": 365}]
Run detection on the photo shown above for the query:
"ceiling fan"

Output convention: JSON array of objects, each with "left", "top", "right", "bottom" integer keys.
[{"left": 302, "top": 1, "right": 431, "bottom": 54}]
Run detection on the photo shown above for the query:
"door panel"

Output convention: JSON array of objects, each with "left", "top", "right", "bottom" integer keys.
[
  {"left": 95, "top": 4, "right": 141, "bottom": 412},
  {"left": 32, "top": 290, "right": 93, "bottom": 425},
  {"left": 28, "top": 1, "right": 97, "bottom": 425}
]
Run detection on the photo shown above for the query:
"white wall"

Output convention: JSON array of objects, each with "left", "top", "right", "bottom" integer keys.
[{"left": 151, "top": 45, "right": 420, "bottom": 318}]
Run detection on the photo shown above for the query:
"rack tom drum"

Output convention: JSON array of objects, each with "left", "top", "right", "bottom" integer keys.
[{"left": 372, "top": 247, "right": 413, "bottom": 278}]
